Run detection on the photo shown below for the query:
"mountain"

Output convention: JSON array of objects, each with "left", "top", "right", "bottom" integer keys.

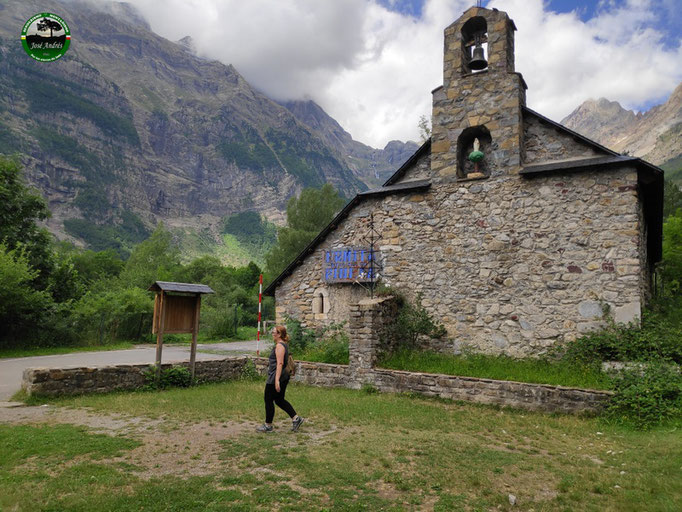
[
  {"left": 280, "top": 100, "right": 420, "bottom": 187},
  {"left": 561, "top": 83, "right": 682, "bottom": 173},
  {"left": 1, "top": 0, "right": 415, "bottom": 258}
]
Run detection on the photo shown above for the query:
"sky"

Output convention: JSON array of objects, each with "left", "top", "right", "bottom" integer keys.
[{"left": 106, "top": 0, "right": 681, "bottom": 148}]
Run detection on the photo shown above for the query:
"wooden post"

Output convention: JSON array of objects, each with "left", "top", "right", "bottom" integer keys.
[
  {"left": 189, "top": 295, "right": 201, "bottom": 382},
  {"left": 155, "top": 291, "right": 167, "bottom": 382}
]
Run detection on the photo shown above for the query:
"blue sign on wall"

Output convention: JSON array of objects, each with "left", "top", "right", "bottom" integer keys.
[{"left": 323, "top": 247, "right": 378, "bottom": 283}]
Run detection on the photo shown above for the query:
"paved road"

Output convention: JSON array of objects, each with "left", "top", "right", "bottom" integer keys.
[{"left": 0, "top": 340, "right": 273, "bottom": 402}]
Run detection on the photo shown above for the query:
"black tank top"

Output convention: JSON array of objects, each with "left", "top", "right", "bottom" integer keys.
[{"left": 266, "top": 342, "right": 289, "bottom": 384}]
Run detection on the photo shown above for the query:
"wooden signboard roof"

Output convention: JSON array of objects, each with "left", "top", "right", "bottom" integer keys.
[{"left": 148, "top": 281, "right": 215, "bottom": 294}]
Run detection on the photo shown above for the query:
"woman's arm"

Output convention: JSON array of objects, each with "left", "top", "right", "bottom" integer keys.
[{"left": 274, "top": 343, "right": 285, "bottom": 392}]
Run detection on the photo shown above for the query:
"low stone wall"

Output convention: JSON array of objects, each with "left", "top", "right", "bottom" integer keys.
[
  {"left": 22, "top": 357, "right": 249, "bottom": 397},
  {"left": 23, "top": 356, "right": 611, "bottom": 414},
  {"left": 253, "top": 357, "right": 352, "bottom": 388},
  {"left": 256, "top": 358, "right": 610, "bottom": 413},
  {"left": 363, "top": 368, "right": 612, "bottom": 413}
]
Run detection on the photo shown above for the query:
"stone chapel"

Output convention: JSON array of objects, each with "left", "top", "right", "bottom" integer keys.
[{"left": 265, "top": 6, "right": 663, "bottom": 357}]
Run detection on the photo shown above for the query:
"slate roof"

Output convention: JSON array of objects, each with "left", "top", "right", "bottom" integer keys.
[{"left": 148, "top": 281, "right": 215, "bottom": 294}]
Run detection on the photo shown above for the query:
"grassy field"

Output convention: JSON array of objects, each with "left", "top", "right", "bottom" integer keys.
[{"left": 3, "top": 380, "right": 680, "bottom": 511}]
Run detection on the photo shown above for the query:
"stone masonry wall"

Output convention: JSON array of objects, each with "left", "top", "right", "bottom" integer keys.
[
  {"left": 276, "top": 164, "right": 645, "bottom": 357},
  {"left": 23, "top": 356, "right": 612, "bottom": 414},
  {"left": 364, "top": 368, "right": 612, "bottom": 413},
  {"left": 348, "top": 296, "right": 400, "bottom": 371},
  {"left": 392, "top": 149, "right": 431, "bottom": 182},
  {"left": 22, "top": 357, "right": 248, "bottom": 396},
  {"left": 523, "top": 113, "right": 603, "bottom": 164},
  {"left": 275, "top": 200, "right": 380, "bottom": 330}
]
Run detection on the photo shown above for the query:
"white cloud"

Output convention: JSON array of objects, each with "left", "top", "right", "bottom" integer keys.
[
  {"left": 496, "top": 0, "right": 682, "bottom": 122},
  {"left": 100, "top": 0, "right": 681, "bottom": 147}
]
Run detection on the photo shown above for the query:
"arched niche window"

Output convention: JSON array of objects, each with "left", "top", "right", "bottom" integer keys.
[
  {"left": 312, "top": 288, "right": 330, "bottom": 318},
  {"left": 457, "top": 126, "right": 492, "bottom": 179},
  {"left": 461, "top": 16, "right": 488, "bottom": 74}
]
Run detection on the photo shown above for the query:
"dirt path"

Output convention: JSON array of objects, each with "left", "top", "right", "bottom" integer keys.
[
  {"left": 0, "top": 401, "right": 322, "bottom": 481},
  {"left": 0, "top": 404, "right": 257, "bottom": 478}
]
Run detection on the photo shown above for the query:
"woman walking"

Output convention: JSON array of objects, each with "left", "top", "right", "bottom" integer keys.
[{"left": 257, "top": 325, "right": 304, "bottom": 433}]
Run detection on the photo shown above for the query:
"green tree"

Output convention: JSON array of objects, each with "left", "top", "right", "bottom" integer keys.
[
  {"left": 660, "top": 209, "right": 682, "bottom": 295},
  {"left": 265, "top": 184, "right": 345, "bottom": 280},
  {"left": 0, "top": 156, "right": 53, "bottom": 287},
  {"left": 177, "top": 255, "right": 224, "bottom": 284},
  {"left": 118, "top": 224, "right": 181, "bottom": 289},
  {"left": 664, "top": 179, "right": 682, "bottom": 220},
  {"left": 234, "top": 261, "right": 261, "bottom": 289},
  {"left": 70, "top": 248, "right": 125, "bottom": 285},
  {"left": 0, "top": 244, "right": 53, "bottom": 346}
]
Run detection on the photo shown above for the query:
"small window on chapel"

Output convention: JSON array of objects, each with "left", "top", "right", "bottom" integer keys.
[
  {"left": 457, "top": 126, "right": 492, "bottom": 179},
  {"left": 313, "top": 293, "right": 324, "bottom": 314},
  {"left": 312, "top": 288, "right": 329, "bottom": 318}
]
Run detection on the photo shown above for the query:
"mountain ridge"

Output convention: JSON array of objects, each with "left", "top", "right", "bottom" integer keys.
[
  {"left": 561, "top": 83, "right": 682, "bottom": 169},
  {"left": 280, "top": 99, "right": 419, "bottom": 186},
  {"left": 0, "top": 0, "right": 418, "bottom": 258}
]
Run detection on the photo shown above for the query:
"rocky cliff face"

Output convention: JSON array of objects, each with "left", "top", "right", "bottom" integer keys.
[
  {"left": 0, "top": 0, "right": 397, "bottom": 250},
  {"left": 561, "top": 83, "right": 682, "bottom": 168},
  {"left": 281, "top": 99, "right": 419, "bottom": 187}
]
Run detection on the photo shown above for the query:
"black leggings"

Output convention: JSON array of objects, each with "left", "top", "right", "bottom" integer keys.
[{"left": 264, "top": 380, "right": 296, "bottom": 423}]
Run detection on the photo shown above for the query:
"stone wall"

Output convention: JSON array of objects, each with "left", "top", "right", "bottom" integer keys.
[
  {"left": 276, "top": 164, "right": 645, "bottom": 357},
  {"left": 363, "top": 368, "right": 611, "bottom": 413},
  {"left": 523, "top": 112, "right": 602, "bottom": 164},
  {"left": 432, "top": 8, "right": 525, "bottom": 181},
  {"left": 348, "top": 296, "right": 400, "bottom": 370},
  {"left": 392, "top": 149, "right": 431, "bottom": 182},
  {"left": 22, "top": 357, "right": 248, "bottom": 396},
  {"left": 253, "top": 357, "right": 352, "bottom": 389},
  {"left": 275, "top": 201, "right": 380, "bottom": 330},
  {"left": 22, "top": 356, "right": 612, "bottom": 414}
]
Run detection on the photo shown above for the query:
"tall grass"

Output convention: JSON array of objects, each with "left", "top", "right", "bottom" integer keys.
[{"left": 379, "top": 349, "right": 613, "bottom": 390}]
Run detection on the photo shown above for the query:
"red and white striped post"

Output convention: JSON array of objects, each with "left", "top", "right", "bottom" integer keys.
[{"left": 256, "top": 274, "right": 263, "bottom": 356}]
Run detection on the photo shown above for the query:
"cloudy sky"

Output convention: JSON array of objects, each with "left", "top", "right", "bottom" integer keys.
[{"left": 116, "top": 0, "right": 681, "bottom": 148}]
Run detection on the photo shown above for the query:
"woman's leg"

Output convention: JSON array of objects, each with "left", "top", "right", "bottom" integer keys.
[
  {"left": 264, "top": 384, "right": 276, "bottom": 423},
  {"left": 273, "top": 380, "right": 297, "bottom": 418}
]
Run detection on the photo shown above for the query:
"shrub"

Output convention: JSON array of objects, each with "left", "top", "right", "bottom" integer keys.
[
  {"left": 605, "top": 360, "right": 682, "bottom": 429},
  {"left": 385, "top": 291, "right": 447, "bottom": 350},
  {"left": 240, "top": 359, "right": 261, "bottom": 381},
  {"left": 0, "top": 244, "right": 54, "bottom": 346},
  {"left": 560, "top": 311, "right": 682, "bottom": 365},
  {"left": 284, "top": 319, "right": 349, "bottom": 364},
  {"left": 143, "top": 365, "right": 192, "bottom": 390},
  {"left": 285, "top": 316, "right": 317, "bottom": 352},
  {"left": 201, "top": 303, "right": 239, "bottom": 338},
  {"left": 299, "top": 324, "right": 350, "bottom": 364}
]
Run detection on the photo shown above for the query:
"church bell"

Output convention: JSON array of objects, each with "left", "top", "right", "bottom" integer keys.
[{"left": 469, "top": 44, "right": 487, "bottom": 70}]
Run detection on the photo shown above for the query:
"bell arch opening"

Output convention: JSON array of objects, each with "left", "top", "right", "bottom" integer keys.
[{"left": 461, "top": 16, "right": 488, "bottom": 74}]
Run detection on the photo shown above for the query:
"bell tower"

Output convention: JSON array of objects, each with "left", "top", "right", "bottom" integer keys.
[{"left": 431, "top": 6, "right": 526, "bottom": 181}]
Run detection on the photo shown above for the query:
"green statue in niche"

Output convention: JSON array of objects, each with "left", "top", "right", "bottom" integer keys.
[{"left": 468, "top": 137, "right": 484, "bottom": 173}]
